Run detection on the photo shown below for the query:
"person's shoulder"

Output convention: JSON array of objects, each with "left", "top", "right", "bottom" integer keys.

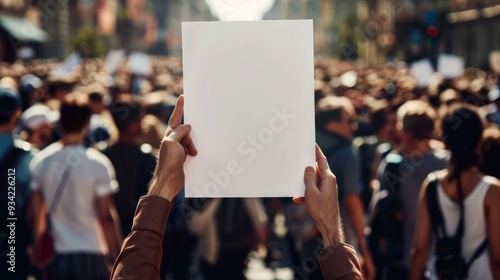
[
  {"left": 420, "top": 169, "right": 448, "bottom": 195},
  {"left": 85, "top": 147, "right": 115, "bottom": 168},
  {"left": 32, "top": 142, "right": 62, "bottom": 162},
  {"left": 483, "top": 176, "right": 500, "bottom": 207},
  {"left": 484, "top": 176, "right": 500, "bottom": 192}
]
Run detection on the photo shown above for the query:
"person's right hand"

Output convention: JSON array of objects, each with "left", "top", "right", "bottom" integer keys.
[
  {"left": 148, "top": 95, "right": 197, "bottom": 202},
  {"left": 293, "top": 144, "right": 344, "bottom": 246}
]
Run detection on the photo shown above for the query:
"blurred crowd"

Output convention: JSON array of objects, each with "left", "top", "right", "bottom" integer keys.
[{"left": 0, "top": 55, "right": 499, "bottom": 280}]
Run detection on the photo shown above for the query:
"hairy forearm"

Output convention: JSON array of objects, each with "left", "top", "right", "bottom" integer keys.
[
  {"left": 319, "top": 203, "right": 345, "bottom": 247},
  {"left": 148, "top": 175, "right": 176, "bottom": 202}
]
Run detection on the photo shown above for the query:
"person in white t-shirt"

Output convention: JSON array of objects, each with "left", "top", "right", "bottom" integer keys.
[{"left": 30, "top": 93, "right": 123, "bottom": 280}]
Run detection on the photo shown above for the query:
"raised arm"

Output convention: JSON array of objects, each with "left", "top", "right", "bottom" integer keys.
[
  {"left": 294, "top": 145, "right": 363, "bottom": 280},
  {"left": 111, "top": 95, "right": 197, "bottom": 280}
]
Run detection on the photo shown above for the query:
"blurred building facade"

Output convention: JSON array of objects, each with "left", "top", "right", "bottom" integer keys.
[
  {"left": 393, "top": 0, "right": 500, "bottom": 67},
  {"left": 0, "top": 0, "right": 48, "bottom": 61},
  {"left": 1, "top": 0, "right": 499, "bottom": 67}
]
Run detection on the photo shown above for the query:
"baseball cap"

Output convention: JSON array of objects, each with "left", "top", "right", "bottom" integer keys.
[
  {"left": 15, "top": 104, "right": 60, "bottom": 133},
  {"left": 19, "top": 74, "right": 42, "bottom": 94}
]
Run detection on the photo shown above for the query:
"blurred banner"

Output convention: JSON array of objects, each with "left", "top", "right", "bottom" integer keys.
[{"left": 98, "top": 0, "right": 117, "bottom": 35}]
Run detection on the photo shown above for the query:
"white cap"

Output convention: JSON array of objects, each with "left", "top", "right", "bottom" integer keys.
[
  {"left": 489, "top": 85, "right": 500, "bottom": 102},
  {"left": 17, "top": 104, "right": 60, "bottom": 132}
]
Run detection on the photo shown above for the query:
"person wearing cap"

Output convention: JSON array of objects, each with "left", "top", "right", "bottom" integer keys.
[
  {"left": 0, "top": 87, "right": 34, "bottom": 280},
  {"left": 19, "top": 74, "right": 43, "bottom": 111},
  {"left": 15, "top": 104, "right": 59, "bottom": 150}
]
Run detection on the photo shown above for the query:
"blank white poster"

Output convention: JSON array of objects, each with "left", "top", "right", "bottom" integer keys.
[{"left": 182, "top": 20, "right": 315, "bottom": 197}]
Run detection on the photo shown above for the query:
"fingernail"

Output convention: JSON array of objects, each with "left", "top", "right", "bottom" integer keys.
[{"left": 305, "top": 166, "right": 315, "bottom": 173}]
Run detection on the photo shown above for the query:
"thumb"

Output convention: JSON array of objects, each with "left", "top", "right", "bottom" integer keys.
[
  {"left": 304, "top": 166, "right": 318, "bottom": 191},
  {"left": 168, "top": 124, "right": 192, "bottom": 142}
]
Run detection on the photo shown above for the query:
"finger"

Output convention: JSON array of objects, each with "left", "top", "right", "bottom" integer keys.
[
  {"left": 180, "top": 133, "right": 198, "bottom": 156},
  {"left": 304, "top": 166, "right": 319, "bottom": 193},
  {"left": 168, "top": 124, "right": 191, "bottom": 142},
  {"left": 292, "top": 197, "right": 305, "bottom": 204},
  {"left": 167, "top": 95, "right": 184, "bottom": 133},
  {"left": 315, "top": 144, "right": 330, "bottom": 173}
]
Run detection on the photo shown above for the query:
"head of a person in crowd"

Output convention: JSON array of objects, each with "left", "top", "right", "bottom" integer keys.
[
  {"left": 110, "top": 94, "right": 143, "bottom": 142},
  {"left": 15, "top": 104, "right": 59, "bottom": 149},
  {"left": 0, "top": 77, "right": 18, "bottom": 92},
  {"left": 59, "top": 93, "right": 92, "bottom": 138},
  {"left": 0, "top": 87, "right": 22, "bottom": 134},
  {"left": 345, "top": 89, "right": 365, "bottom": 114},
  {"left": 441, "top": 104, "right": 484, "bottom": 180},
  {"left": 397, "top": 100, "right": 437, "bottom": 146},
  {"left": 88, "top": 91, "right": 105, "bottom": 114},
  {"left": 316, "top": 95, "right": 357, "bottom": 141},
  {"left": 48, "top": 80, "right": 74, "bottom": 100},
  {"left": 439, "top": 88, "right": 461, "bottom": 108},
  {"left": 19, "top": 74, "right": 42, "bottom": 110},
  {"left": 479, "top": 125, "right": 500, "bottom": 179}
]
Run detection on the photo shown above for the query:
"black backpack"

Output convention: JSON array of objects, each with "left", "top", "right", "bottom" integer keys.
[
  {"left": 426, "top": 174, "right": 488, "bottom": 280},
  {"left": 368, "top": 152, "right": 405, "bottom": 265}
]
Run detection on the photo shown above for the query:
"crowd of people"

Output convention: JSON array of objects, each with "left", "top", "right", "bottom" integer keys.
[{"left": 0, "top": 55, "right": 499, "bottom": 280}]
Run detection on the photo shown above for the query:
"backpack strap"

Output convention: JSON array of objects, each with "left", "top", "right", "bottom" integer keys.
[
  {"left": 454, "top": 177, "right": 466, "bottom": 241},
  {"left": 427, "top": 174, "right": 488, "bottom": 268},
  {"left": 467, "top": 239, "right": 488, "bottom": 267},
  {"left": 426, "top": 174, "right": 447, "bottom": 238},
  {"left": 384, "top": 152, "right": 404, "bottom": 193}
]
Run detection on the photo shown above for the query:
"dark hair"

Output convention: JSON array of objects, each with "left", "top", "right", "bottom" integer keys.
[
  {"left": 315, "top": 96, "right": 353, "bottom": 132},
  {"left": 60, "top": 93, "right": 92, "bottom": 133},
  {"left": 109, "top": 94, "right": 142, "bottom": 133},
  {"left": 441, "top": 105, "right": 484, "bottom": 181}
]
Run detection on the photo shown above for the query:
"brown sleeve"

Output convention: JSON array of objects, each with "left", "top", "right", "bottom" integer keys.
[
  {"left": 318, "top": 243, "right": 363, "bottom": 280},
  {"left": 111, "top": 195, "right": 171, "bottom": 280}
]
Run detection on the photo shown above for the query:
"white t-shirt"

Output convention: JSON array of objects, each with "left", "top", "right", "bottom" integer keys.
[
  {"left": 426, "top": 176, "right": 494, "bottom": 280},
  {"left": 30, "top": 142, "right": 119, "bottom": 254}
]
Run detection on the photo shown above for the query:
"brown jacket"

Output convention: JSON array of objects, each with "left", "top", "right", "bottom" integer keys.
[{"left": 111, "top": 196, "right": 363, "bottom": 280}]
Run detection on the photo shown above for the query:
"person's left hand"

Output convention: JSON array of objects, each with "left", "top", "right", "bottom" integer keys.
[{"left": 148, "top": 95, "right": 197, "bottom": 201}]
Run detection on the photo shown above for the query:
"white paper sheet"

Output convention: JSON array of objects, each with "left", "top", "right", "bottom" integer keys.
[
  {"left": 182, "top": 20, "right": 315, "bottom": 197},
  {"left": 128, "top": 52, "right": 151, "bottom": 75},
  {"left": 104, "top": 49, "right": 125, "bottom": 74},
  {"left": 411, "top": 59, "right": 434, "bottom": 87},
  {"left": 438, "top": 54, "right": 464, "bottom": 78}
]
